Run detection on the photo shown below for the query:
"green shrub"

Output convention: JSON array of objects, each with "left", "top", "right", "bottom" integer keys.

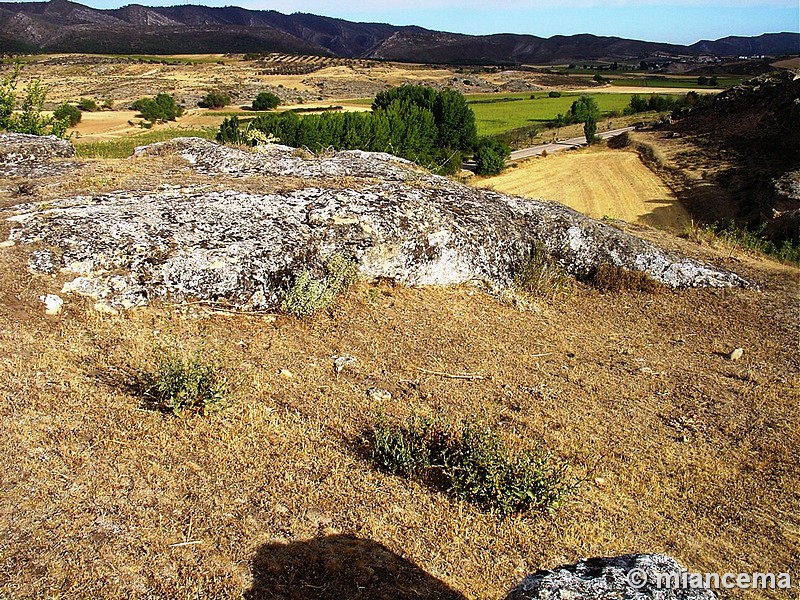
[
  {"left": 548, "top": 91, "right": 562, "bottom": 98},
  {"left": 252, "top": 91, "right": 280, "bottom": 111},
  {"left": 53, "top": 102, "right": 81, "bottom": 127},
  {"left": 513, "top": 244, "right": 574, "bottom": 300},
  {"left": 369, "top": 415, "right": 573, "bottom": 517},
  {"left": 77, "top": 97, "right": 98, "bottom": 112},
  {"left": 138, "top": 348, "right": 228, "bottom": 417},
  {"left": 201, "top": 91, "right": 231, "bottom": 109},
  {"left": 281, "top": 254, "right": 359, "bottom": 316}
]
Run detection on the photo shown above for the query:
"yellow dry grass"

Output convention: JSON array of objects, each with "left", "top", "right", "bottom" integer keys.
[
  {"left": 479, "top": 148, "right": 691, "bottom": 231},
  {"left": 0, "top": 150, "right": 798, "bottom": 598}
]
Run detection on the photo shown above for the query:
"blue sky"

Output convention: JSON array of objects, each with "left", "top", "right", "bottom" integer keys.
[{"left": 25, "top": 0, "right": 800, "bottom": 45}]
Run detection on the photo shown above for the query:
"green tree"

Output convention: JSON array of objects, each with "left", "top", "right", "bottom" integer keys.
[
  {"left": 201, "top": 92, "right": 230, "bottom": 109},
  {"left": 252, "top": 91, "right": 280, "bottom": 110},
  {"left": 53, "top": 102, "right": 82, "bottom": 127},
  {"left": 0, "top": 64, "right": 68, "bottom": 137},
  {"left": 570, "top": 96, "right": 600, "bottom": 144},
  {"left": 132, "top": 93, "right": 183, "bottom": 122},
  {"left": 474, "top": 137, "right": 510, "bottom": 175},
  {"left": 77, "top": 97, "right": 98, "bottom": 112}
]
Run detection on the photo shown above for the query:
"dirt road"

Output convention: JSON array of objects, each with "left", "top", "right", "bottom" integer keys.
[{"left": 510, "top": 127, "right": 635, "bottom": 160}]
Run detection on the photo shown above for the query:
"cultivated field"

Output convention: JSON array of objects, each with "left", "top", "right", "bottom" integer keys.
[{"left": 479, "top": 148, "right": 691, "bottom": 230}]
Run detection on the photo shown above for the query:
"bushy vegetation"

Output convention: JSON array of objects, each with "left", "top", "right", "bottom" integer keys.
[
  {"left": 624, "top": 91, "right": 715, "bottom": 117},
  {"left": 200, "top": 91, "right": 231, "bottom": 109},
  {"left": 131, "top": 93, "right": 183, "bottom": 122},
  {"left": 138, "top": 348, "right": 228, "bottom": 417},
  {"left": 217, "top": 85, "right": 477, "bottom": 174},
  {"left": 0, "top": 63, "right": 69, "bottom": 137},
  {"left": 281, "top": 254, "right": 359, "bottom": 317},
  {"left": 252, "top": 91, "right": 280, "bottom": 110},
  {"left": 370, "top": 414, "right": 573, "bottom": 517},
  {"left": 587, "top": 264, "right": 666, "bottom": 293},
  {"left": 77, "top": 97, "right": 98, "bottom": 112},
  {"left": 684, "top": 220, "right": 800, "bottom": 264},
  {"left": 569, "top": 96, "right": 600, "bottom": 144},
  {"left": 474, "top": 136, "right": 510, "bottom": 175},
  {"left": 53, "top": 102, "right": 82, "bottom": 127}
]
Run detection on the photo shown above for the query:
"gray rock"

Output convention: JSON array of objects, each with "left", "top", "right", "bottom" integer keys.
[
  {"left": 507, "top": 554, "right": 718, "bottom": 600},
  {"left": 0, "top": 133, "right": 77, "bottom": 178},
  {"left": 3, "top": 138, "right": 752, "bottom": 311}
]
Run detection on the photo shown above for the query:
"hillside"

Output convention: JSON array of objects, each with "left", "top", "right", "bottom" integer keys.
[
  {"left": 663, "top": 71, "right": 800, "bottom": 242},
  {"left": 0, "top": 0, "right": 798, "bottom": 62}
]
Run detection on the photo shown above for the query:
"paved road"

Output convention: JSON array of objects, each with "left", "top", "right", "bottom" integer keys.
[{"left": 509, "top": 126, "right": 635, "bottom": 160}]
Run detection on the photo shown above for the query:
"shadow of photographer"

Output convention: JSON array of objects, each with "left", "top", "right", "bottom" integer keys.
[{"left": 244, "top": 533, "right": 467, "bottom": 600}]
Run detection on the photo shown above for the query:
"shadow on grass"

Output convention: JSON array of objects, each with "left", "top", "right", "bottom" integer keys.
[{"left": 244, "top": 534, "right": 467, "bottom": 600}]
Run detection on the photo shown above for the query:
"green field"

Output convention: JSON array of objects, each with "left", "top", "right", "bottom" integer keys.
[
  {"left": 609, "top": 76, "right": 741, "bottom": 88},
  {"left": 75, "top": 127, "right": 217, "bottom": 159},
  {"left": 468, "top": 92, "right": 665, "bottom": 137}
]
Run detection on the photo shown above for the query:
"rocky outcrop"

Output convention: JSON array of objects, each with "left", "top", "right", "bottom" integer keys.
[
  {"left": 507, "top": 554, "right": 718, "bottom": 600},
  {"left": 3, "top": 137, "right": 752, "bottom": 312},
  {"left": 0, "top": 133, "right": 77, "bottom": 178}
]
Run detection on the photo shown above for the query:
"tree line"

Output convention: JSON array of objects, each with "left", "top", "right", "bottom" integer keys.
[{"left": 216, "top": 85, "right": 509, "bottom": 175}]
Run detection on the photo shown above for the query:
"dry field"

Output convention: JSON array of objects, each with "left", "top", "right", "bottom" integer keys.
[
  {"left": 0, "top": 153, "right": 798, "bottom": 599},
  {"left": 479, "top": 148, "right": 691, "bottom": 231}
]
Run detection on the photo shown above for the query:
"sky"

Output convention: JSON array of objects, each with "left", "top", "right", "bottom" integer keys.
[{"left": 21, "top": 0, "right": 800, "bottom": 45}]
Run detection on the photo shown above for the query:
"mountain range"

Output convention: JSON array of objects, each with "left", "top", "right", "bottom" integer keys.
[{"left": 0, "top": 0, "right": 798, "bottom": 63}]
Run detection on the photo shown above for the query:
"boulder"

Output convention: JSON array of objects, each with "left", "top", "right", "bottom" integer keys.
[
  {"left": 0, "top": 133, "right": 77, "bottom": 178},
  {"left": 506, "top": 554, "right": 718, "bottom": 600},
  {"left": 3, "top": 137, "right": 752, "bottom": 311}
]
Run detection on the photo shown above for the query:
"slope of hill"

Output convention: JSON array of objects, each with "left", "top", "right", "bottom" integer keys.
[{"left": 0, "top": 0, "right": 798, "bottom": 62}]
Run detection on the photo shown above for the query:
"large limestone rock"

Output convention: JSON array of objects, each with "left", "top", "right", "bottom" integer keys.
[
  {"left": 0, "top": 132, "right": 77, "bottom": 177},
  {"left": 507, "top": 554, "right": 718, "bottom": 600},
  {"left": 3, "top": 137, "right": 751, "bottom": 311}
]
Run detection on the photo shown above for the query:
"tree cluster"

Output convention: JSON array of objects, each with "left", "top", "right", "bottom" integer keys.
[
  {"left": 131, "top": 93, "right": 183, "bottom": 122},
  {"left": 252, "top": 91, "right": 280, "bottom": 111},
  {"left": 200, "top": 92, "right": 231, "bottom": 109},
  {"left": 625, "top": 92, "right": 715, "bottom": 117},
  {"left": 217, "top": 85, "right": 480, "bottom": 175},
  {"left": 0, "top": 63, "right": 69, "bottom": 138}
]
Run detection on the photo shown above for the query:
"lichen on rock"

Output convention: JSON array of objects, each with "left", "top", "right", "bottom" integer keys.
[{"left": 3, "top": 137, "right": 752, "bottom": 312}]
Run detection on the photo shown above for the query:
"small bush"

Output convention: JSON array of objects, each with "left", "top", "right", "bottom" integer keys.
[
  {"left": 252, "top": 91, "right": 280, "bottom": 111},
  {"left": 548, "top": 91, "right": 562, "bottom": 98},
  {"left": 201, "top": 91, "right": 231, "bottom": 109},
  {"left": 514, "top": 245, "right": 574, "bottom": 301},
  {"left": 474, "top": 137, "right": 511, "bottom": 176},
  {"left": 53, "top": 102, "right": 81, "bottom": 127},
  {"left": 138, "top": 348, "right": 228, "bottom": 416},
  {"left": 281, "top": 254, "right": 359, "bottom": 316},
  {"left": 131, "top": 93, "right": 183, "bottom": 122},
  {"left": 588, "top": 264, "right": 666, "bottom": 293},
  {"left": 369, "top": 415, "right": 572, "bottom": 517},
  {"left": 77, "top": 97, "right": 98, "bottom": 112}
]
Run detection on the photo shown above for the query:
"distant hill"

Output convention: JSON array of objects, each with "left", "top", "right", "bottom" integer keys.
[{"left": 0, "top": 0, "right": 798, "bottom": 62}]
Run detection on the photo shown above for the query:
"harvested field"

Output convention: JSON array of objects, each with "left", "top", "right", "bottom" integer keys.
[{"left": 479, "top": 148, "right": 691, "bottom": 231}]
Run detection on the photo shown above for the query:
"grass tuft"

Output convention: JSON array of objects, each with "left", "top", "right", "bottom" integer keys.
[
  {"left": 683, "top": 220, "right": 800, "bottom": 265},
  {"left": 370, "top": 414, "right": 573, "bottom": 517},
  {"left": 513, "top": 245, "right": 575, "bottom": 301},
  {"left": 138, "top": 348, "right": 228, "bottom": 417}
]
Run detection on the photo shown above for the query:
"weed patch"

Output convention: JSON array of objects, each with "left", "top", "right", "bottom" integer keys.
[
  {"left": 513, "top": 245, "right": 575, "bottom": 301},
  {"left": 369, "top": 414, "right": 573, "bottom": 517},
  {"left": 683, "top": 220, "right": 800, "bottom": 265},
  {"left": 281, "top": 254, "right": 359, "bottom": 316},
  {"left": 137, "top": 348, "right": 228, "bottom": 416}
]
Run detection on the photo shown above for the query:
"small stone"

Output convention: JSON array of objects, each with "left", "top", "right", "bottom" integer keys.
[
  {"left": 93, "top": 301, "right": 119, "bottom": 315},
  {"left": 279, "top": 369, "right": 294, "bottom": 379},
  {"left": 333, "top": 354, "right": 356, "bottom": 374},
  {"left": 594, "top": 477, "right": 607, "bottom": 486},
  {"left": 367, "top": 387, "right": 392, "bottom": 402},
  {"left": 40, "top": 294, "right": 63, "bottom": 315},
  {"left": 727, "top": 347, "right": 744, "bottom": 361}
]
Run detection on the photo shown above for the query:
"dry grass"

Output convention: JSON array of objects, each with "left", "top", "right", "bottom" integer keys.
[
  {"left": 0, "top": 227, "right": 797, "bottom": 598},
  {"left": 477, "top": 147, "right": 691, "bottom": 231}
]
